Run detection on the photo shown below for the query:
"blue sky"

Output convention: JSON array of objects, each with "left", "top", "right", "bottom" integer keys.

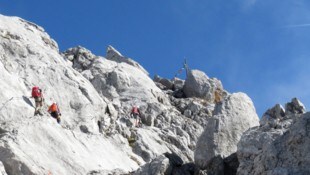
[{"left": 1, "top": 0, "right": 310, "bottom": 116}]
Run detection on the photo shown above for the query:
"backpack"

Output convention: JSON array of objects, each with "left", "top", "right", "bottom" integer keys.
[
  {"left": 132, "top": 107, "right": 139, "bottom": 114},
  {"left": 32, "top": 86, "right": 41, "bottom": 98}
]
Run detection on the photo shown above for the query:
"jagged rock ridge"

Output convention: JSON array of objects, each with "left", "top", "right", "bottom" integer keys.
[
  {"left": 237, "top": 98, "right": 310, "bottom": 175},
  {"left": 0, "top": 14, "right": 262, "bottom": 175}
]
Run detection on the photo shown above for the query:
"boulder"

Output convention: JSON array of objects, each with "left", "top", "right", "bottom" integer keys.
[
  {"left": 87, "top": 169, "right": 128, "bottom": 175},
  {"left": 186, "top": 101, "right": 204, "bottom": 116},
  {"left": 134, "top": 152, "right": 201, "bottom": 175},
  {"left": 153, "top": 75, "right": 174, "bottom": 90},
  {"left": 195, "top": 93, "right": 259, "bottom": 169},
  {"left": 203, "top": 153, "right": 239, "bottom": 175},
  {"left": 62, "top": 46, "right": 96, "bottom": 71},
  {"left": 172, "top": 78, "right": 185, "bottom": 91},
  {"left": 164, "top": 152, "right": 184, "bottom": 167},
  {"left": 183, "top": 70, "right": 223, "bottom": 102},
  {"left": 134, "top": 155, "right": 170, "bottom": 175}
]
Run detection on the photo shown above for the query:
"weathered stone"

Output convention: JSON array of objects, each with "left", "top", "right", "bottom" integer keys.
[
  {"left": 164, "top": 152, "right": 184, "bottom": 167},
  {"left": 183, "top": 70, "right": 210, "bottom": 99},
  {"left": 186, "top": 101, "right": 203, "bottom": 115},
  {"left": 172, "top": 78, "right": 185, "bottom": 91},
  {"left": 203, "top": 153, "right": 238, "bottom": 175},
  {"left": 106, "top": 45, "right": 149, "bottom": 76},
  {"left": 260, "top": 104, "right": 285, "bottom": 127},
  {"left": 183, "top": 109, "right": 192, "bottom": 118},
  {"left": 0, "top": 13, "right": 271, "bottom": 175},
  {"left": 0, "top": 162, "right": 7, "bottom": 175},
  {"left": 183, "top": 70, "right": 223, "bottom": 102},
  {"left": 195, "top": 93, "right": 259, "bottom": 169},
  {"left": 62, "top": 46, "right": 96, "bottom": 71},
  {"left": 134, "top": 155, "right": 170, "bottom": 175},
  {"left": 237, "top": 100, "right": 310, "bottom": 175},
  {"left": 0, "top": 14, "right": 141, "bottom": 174},
  {"left": 63, "top": 46, "right": 170, "bottom": 107},
  {"left": 285, "top": 97, "right": 306, "bottom": 115}
]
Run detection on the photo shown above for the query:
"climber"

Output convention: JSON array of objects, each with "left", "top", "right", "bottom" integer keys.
[
  {"left": 48, "top": 102, "right": 61, "bottom": 124},
  {"left": 130, "top": 106, "right": 142, "bottom": 127},
  {"left": 31, "top": 86, "right": 44, "bottom": 115}
]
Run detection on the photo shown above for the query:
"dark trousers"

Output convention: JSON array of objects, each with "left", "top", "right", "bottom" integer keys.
[{"left": 51, "top": 112, "right": 61, "bottom": 123}]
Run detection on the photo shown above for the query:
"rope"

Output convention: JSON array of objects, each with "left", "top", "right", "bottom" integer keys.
[
  {"left": 0, "top": 95, "right": 37, "bottom": 112},
  {"left": 0, "top": 97, "right": 18, "bottom": 112}
]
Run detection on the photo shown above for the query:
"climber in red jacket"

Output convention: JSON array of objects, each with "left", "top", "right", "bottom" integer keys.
[
  {"left": 31, "top": 86, "right": 44, "bottom": 115},
  {"left": 130, "top": 106, "right": 142, "bottom": 127}
]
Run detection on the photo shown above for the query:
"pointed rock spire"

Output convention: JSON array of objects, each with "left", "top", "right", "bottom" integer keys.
[{"left": 106, "top": 45, "right": 149, "bottom": 75}]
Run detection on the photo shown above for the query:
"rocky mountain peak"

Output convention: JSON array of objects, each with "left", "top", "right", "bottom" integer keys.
[
  {"left": 2, "top": 13, "right": 308, "bottom": 175},
  {"left": 238, "top": 98, "right": 310, "bottom": 175},
  {"left": 285, "top": 97, "right": 306, "bottom": 115},
  {"left": 106, "top": 45, "right": 149, "bottom": 75}
]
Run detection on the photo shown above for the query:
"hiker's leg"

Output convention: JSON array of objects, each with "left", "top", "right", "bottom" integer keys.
[
  {"left": 39, "top": 98, "right": 43, "bottom": 111},
  {"left": 51, "top": 112, "right": 57, "bottom": 119},
  {"left": 34, "top": 100, "right": 39, "bottom": 115},
  {"left": 57, "top": 116, "right": 61, "bottom": 124},
  {"left": 51, "top": 112, "right": 61, "bottom": 123},
  {"left": 134, "top": 114, "right": 138, "bottom": 127}
]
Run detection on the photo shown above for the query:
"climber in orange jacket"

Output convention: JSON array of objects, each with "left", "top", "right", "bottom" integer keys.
[{"left": 48, "top": 102, "right": 61, "bottom": 124}]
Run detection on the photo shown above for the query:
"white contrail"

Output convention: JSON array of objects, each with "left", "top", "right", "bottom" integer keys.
[{"left": 284, "top": 23, "right": 310, "bottom": 28}]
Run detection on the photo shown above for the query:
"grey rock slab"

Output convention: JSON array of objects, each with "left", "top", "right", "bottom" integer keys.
[
  {"left": 195, "top": 93, "right": 259, "bottom": 169},
  {"left": 237, "top": 99, "right": 309, "bottom": 175}
]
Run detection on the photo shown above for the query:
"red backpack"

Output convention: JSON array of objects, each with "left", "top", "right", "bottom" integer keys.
[
  {"left": 132, "top": 107, "right": 139, "bottom": 114},
  {"left": 32, "top": 86, "right": 41, "bottom": 98}
]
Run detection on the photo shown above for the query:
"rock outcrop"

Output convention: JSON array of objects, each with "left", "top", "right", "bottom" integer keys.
[
  {"left": 183, "top": 69, "right": 224, "bottom": 102},
  {"left": 0, "top": 14, "right": 210, "bottom": 174},
  {"left": 237, "top": 98, "right": 309, "bottom": 175},
  {"left": 62, "top": 46, "right": 204, "bottom": 163},
  {"left": 106, "top": 45, "right": 149, "bottom": 76},
  {"left": 63, "top": 46, "right": 167, "bottom": 106},
  {"left": 0, "top": 13, "right": 266, "bottom": 175},
  {"left": 0, "top": 162, "right": 7, "bottom": 175},
  {"left": 0, "top": 14, "right": 141, "bottom": 175},
  {"left": 195, "top": 93, "right": 259, "bottom": 170},
  {"left": 134, "top": 152, "right": 200, "bottom": 175}
]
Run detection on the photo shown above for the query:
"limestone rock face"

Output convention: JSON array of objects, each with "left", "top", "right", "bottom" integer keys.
[
  {"left": 237, "top": 98, "right": 309, "bottom": 175},
  {"left": 134, "top": 155, "right": 170, "bottom": 175},
  {"left": 0, "top": 162, "right": 7, "bottom": 175},
  {"left": 0, "top": 13, "right": 264, "bottom": 175},
  {"left": 0, "top": 14, "right": 140, "bottom": 175},
  {"left": 134, "top": 152, "right": 201, "bottom": 175},
  {"left": 183, "top": 69, "right": 223, "bottom": 102},
  {"left": 106, "top": 45, "right": 149, "bottom": 76},
  {"left": 62, "top": 46, "right": 206, "bottom": 166},
  {"left": 195, "top": 93, "right": 259, "bottom": 170},
  {"left": 153, "top": 75, "right": 174, "bottom": 90},
  {"left": 285, "top": 97, "right": 306, "bottom": 115},
  {"left": 63, "top": 46, "right": 168, "bottom": 107}
]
